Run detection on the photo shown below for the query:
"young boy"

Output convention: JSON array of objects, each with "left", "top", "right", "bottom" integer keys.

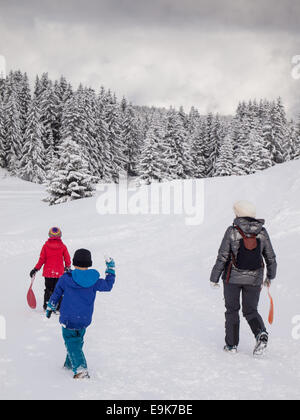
[
  {"left": 30, "top": 227, "right": 71, "bottom": 310},
  {"left": 210, "top": 200, "right": 277, "bottom": 356},
  {"left": 46, "top": 248, "right": 116, "bottom": 379}
]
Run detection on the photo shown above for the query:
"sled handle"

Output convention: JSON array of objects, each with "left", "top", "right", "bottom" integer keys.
[{"left": 30, "top": 273, "right": 36, "bottom": 288}]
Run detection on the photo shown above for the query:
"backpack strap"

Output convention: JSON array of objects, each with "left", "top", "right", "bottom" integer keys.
[{"left": 234, "top": 225, "right": 257, "bottom": 251}]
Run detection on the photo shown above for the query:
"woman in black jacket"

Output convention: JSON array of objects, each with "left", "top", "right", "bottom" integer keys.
[{"left": 210, "top": 200, "right": 277, "bottom": 356}]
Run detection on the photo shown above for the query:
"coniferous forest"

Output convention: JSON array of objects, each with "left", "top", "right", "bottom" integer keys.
[{"left": 0, "top": 70, "right": 299, "bottom": 204}]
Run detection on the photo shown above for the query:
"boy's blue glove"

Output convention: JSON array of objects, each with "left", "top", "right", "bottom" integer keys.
[
  {"left": 46, "top": 302, "right": 57, "bottom": 319},
  {"left": 105, "top": 257, "right": 115, "bottom": 275}
]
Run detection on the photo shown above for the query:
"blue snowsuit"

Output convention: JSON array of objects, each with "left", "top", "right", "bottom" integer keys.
[{"left": 49, "top": 269, "right": 115, "bottom": 375}]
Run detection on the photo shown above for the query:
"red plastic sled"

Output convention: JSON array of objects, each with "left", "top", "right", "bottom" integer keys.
[{"left": 27, "top": 276, "right": 37, "bottom": 309}]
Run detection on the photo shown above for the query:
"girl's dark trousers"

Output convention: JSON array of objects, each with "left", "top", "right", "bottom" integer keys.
[{"left": 44, "top": 278, "right": 61, "bottom": 310}]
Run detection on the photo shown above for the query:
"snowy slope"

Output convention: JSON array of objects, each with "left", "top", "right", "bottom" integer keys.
[{"left": 1, "top": 161, "right": 300, "bottom": 400}]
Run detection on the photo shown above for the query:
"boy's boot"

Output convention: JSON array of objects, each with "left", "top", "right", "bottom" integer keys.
[{"left": 73, "top": 370, "right": 90, "bottom": 379}]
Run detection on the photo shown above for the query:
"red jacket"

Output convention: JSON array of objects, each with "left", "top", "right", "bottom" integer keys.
[{"left": 35, "top": 238, "right": 71, "bottom": 278}]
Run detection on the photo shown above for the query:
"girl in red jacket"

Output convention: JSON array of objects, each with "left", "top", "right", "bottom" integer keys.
[{"left": 30, "top": 227, "right": 71, "bottom": 310}]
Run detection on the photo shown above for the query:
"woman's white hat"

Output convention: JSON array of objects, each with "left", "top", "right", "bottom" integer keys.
[{"left": 233, "top": 200, "right": 256, "bottom": 218}]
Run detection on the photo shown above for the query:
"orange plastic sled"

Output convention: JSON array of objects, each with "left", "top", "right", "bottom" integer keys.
[{"left": 267, "top": 287, "right": 274, "bottom": 325}]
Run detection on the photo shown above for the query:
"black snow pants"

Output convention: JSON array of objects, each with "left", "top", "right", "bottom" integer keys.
[
  {"left": 44, "top": 278, "right": 61, "bottom": 310},
  {"left": 223, "top": 283, "right": 266, "bottom": 347}
]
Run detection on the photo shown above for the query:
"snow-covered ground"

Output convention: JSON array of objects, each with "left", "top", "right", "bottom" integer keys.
[{"left": 1, "top": 161, "right": 300, "bottom": 400}]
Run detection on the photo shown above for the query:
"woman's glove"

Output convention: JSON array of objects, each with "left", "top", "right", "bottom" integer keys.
[{"left": 263, "top": 278, "right": 272, "bottom": 287}]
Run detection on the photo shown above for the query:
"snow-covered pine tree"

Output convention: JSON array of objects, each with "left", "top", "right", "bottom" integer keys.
[
  {"left": 235, "top": 101, "right": 247, "bottom": 121},
  {"left": 211, "top": 114, "right": 226, "bottom": 164},
  {"left": 34, "top": 73, "right": 52, "bottom": 101},
  {"left": 0, "top": 95, "right": 6, "bottom": 168},
  {"left": 94, "top": 96, "right": 112, "bottom": 182},
  {"left": 120, "top": 96, "right": 128, "bottom": 113},
  {"left": 121, "top": 104, "right": 142, "bottom": 176},
  {"left": 293, "top": 116, "right": 300, "bottom": 160},
  {"left": 138, "top": 112, "right": 165, "bottom": 184},
  {"left": 161, "top": 107, "right": 192, "bottom": 179},
  {"left": 80, "top": 87, "right": 102, "bottom": 179},
  {"left": 104, "top": 92, "right": 127, "bottom": 182},
  {"left": 249, "top": 129, "right": 273, "bottom": 172},
  {"left": 39, "top": 82, "right": 60, "bottom": 165},
  {"left": 18, "top": 72, "right": 31, "bottom": 135},
  {"left": 52, "top": 76, "right": 73, "bottom": 152},
  {"left": 178, "top": 106, "right": 189, "bottom": 131},
  {"left": 187, "top": 106, "right": 201, "bottom": 136},
  {"left": 60, "top": 87, "right": 97, "bottom": 176},
  {"left": 202, "top": 113, "right": 218, "bottom": 177},
  {"left": 232, "top": 117, "right": 253, "bottom": 175},
  {"left": 18, "top": 98, "right": 46, "bottom": 183},
  {"left": 262, "top": 115, "right": 276, "bottom": 165},
  {"left": 270, "top": 97, "right": 289, "bottom": 164},
  {"left": 214, "top": 132, "right": 234, "bottom": 177},
  {"left": 4, "top": 90, "right": 23, "bottom": 174},
  {"left": 0, "top": 76, "right": 6, "bottom": 101},
  {"left": 190, "top": 120, "right": 206, "bottom": 178},
  {"left": 46, "top": 137, "right": 95, "bottom": 205}
]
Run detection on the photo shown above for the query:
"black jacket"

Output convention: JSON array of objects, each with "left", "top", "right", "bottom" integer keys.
[{"left": 210, "top": 217, "right": 277, "bottom": 286}]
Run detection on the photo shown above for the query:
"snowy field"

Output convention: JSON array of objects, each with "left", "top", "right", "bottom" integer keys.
[{"left": 1, "top": 161, "right": 300, "bottom": 400}]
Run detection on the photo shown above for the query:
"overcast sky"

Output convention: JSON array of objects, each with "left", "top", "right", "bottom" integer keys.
[{"left": 0, "top": 0, "right": 299, "bottom": 116}]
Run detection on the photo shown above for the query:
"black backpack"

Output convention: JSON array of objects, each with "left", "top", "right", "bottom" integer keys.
[
  {"left": 235, "top": 226, "right": 263, "bottom": 270},
  {"left": 226, "top": 225, "right": 263, "bottom": 283}
]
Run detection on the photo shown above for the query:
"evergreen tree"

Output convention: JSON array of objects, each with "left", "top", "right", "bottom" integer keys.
[
  {"left": 214, "top": 133, "right": 234, "bottom": 177},
  {"left": 138, "top": 112, "right": 165, "bottom": 183},
  {"left": 52, "top": 76, "right": 73, "bottom": 150},
  {"left": 187, "top": 106, "right": 201, "bottom": 136},
  {"left": 4, "top": 91, "right": 23, "bottom": 173},
  {"left": 233, "top": 118, "right": 253, "bottom": 176},
  {"left": 34, "top": 73, "right": 52, "bottom": 101},
  {"left": 46, "top": 137, "right": 95, "bottom": 205},
  {"left": 0, "top": 96, "right": 6, "bottom": 167},
  {"left": 18, "top": 99, "right": 46, "bottom": 183},
  {"left": 94, "top": 98, "right": 112, "bottom": 181},
  {"left": 161, "top": 108, "right": 192, "bottom": 179},
  {"left": 202, "top": 113, "right": 218, "bottom": 177},
  {"left": 39, "top": 83, "right": 60, "bottom": 163},
  {"left": 293, "top": 116, "right": 300, "bottom": 160},
  {"left": 60, "top": 88, "right": 96, "bottom": 173},
  {"left": 262, "top": 117, "right": 276, "bottom": 165},
  {"left": 270, "top": 97, "right": 288, "bottom": 164},
  {"left": 18, "top": 72, "right": 31, "bottom": 135},
  {"left": 121, "top": 104, "right": 141, "bottom": 176},
  {"left": 190, "top": 121, "right": 206, "bottom": 178},
  {"left": 250, "top": 129, "right": 272, "bottom": 172},
  {"left": 104, "top": 92, "right": 127, "bottom": 182}
]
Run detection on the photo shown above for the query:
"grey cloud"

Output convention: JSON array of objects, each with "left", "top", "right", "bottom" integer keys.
[
  {"left": 0, "top": 0, "right": 299, "bottom": 117},
  {"left": 1, "top": 0, "right": 300, "bottom": 32}
]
